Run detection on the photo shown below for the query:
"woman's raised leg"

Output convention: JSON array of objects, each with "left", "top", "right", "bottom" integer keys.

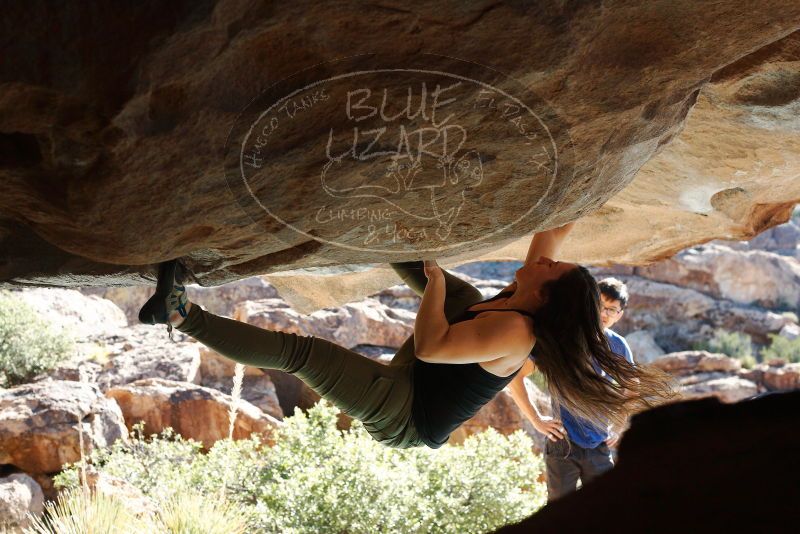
[{"left": 174, "top": 303, "right": 417, "bottom": 447}]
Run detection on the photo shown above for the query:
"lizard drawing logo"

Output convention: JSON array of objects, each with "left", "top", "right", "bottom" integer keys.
[
  {"left": 320, "top": 122, "right": 484, "bottom": 240},
  {"left": 225, "top": 55, "right": 569, "bottom": 257}
]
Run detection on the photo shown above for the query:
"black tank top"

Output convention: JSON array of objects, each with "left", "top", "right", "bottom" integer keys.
[{"left": 411, "top": 289, "right": 535, "bottom": 448}]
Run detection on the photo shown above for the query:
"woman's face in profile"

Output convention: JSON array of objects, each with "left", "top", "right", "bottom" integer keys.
[{"left": 514, "top": 256, "right": 577, "bottom": 299}]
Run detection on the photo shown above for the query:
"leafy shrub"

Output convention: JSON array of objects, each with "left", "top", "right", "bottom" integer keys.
[
  {"left": 738, "top": 354, "right": 758, "bottom": 370},
  {"left": 57, "top": 402, "right": 546, "bottom": 534},
  {"left": 760, "top": 334, "right": 800, "bottom": 364},
  {"left": 694, "top": 329, "right": 753, "bottom": 361},
  {"left": 0, "top": 291, "right": 74, "bottom": 386},
  {"left": 55, "top": 424, "right": 205, "bottom": 502}
]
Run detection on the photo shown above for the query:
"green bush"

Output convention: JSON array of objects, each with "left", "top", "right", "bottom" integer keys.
[
  {"left": 738, "top": 354, "right": 758, "bottom": 370},
  {"left": 694, "top": 329, "right": 753, "bottom": 361},
  {"left": 57, "top": 403, "right": 546, "bottom": 534},
  {"left": 760, "top": 334, "right": 800, "bottom": 363},
  {"left": 0, "top": 291, "right": 74, "bottom": 386},
  {"left": 528, "top": 370, "right": 547, "bottom": 393}
]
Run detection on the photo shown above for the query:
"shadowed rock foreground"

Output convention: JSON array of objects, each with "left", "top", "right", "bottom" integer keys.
[{"left": 495, "top": 390, "right": 800, "bottom": 533}]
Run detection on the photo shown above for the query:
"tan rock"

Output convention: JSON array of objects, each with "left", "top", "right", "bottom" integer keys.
[
  {"left": 199, "top": 347, "right": 263, "bottom": 379},
  {"left": 9, "top": 288, "right": 127, "bottom": 337},
  {"left": 201, "top": 373, "right": 284, "bottom": 421},
  {"left": 198, "top": 348, "right": 283, "bottom": 418},
  {"left": 373, "top": 284, "right": 423, "bottom": 312},
  {"left": 233, "top": 297, "right": 414, "bottom": 349},
  {"left": 41, "top": 323, "right": 203, "bottom": 390},
  {"left": 695, "top": 354, "right": 742, "bottom": 374},
  {"left": 106, "top": 378, "right": 279, "bottom": 449},
  {"left": 0, "top": 474, "right": 44, "bottom": 533},
  {"left": 632, "top": 244, "right": 800, "bottom": 309},
  {"left": 0, "top": 381, "right": 127, "bottom": 474},
  {"left": 614, "top": 278, "right": 792, "bottom": 348},
  {"left": 779, "top": 322, "right": 800, "bottom": 341},
  {"left": 556, "top": 31, "right": 800, "bottom": 268},
  {"left": 738, "top": 365, "right": 766, "bottom": 386},
  {"left": 651, "top": 351, "right": 741, "bottom": 376},
  {"left": 626, "top": 330, "right": 665, "bottom": 364},
  {"left": 679, "top": 376, "right": 759, "bottom": 403},
  {"left": 28, "top": 474, "right": 57, "bottom": 502},
  {"left": 762, "top": 363, "right": 800, "bottom": 391}
]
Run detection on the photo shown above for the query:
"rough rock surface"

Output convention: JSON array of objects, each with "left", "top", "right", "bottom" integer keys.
[
  {"left": 199, "top": 347, "right": 283, "bottom": 419},
  {"left": 0, "top": 381, "right": 127, "bottom": 474},
  {"left": 1, "top": 3, "right": 799, "bottom": 315},
  {"left": 651, "top": 351, "right": 742, "bottom": 376},
  {"left": 609, "top": 277, "right": 793, "bottom": 349},
  {"left": 106, "top": 378, "right": 280, "bottom": 448},
  {"left": 678, "top": 375, "right": 758, "bottom": 404},
  {"left": 201, "top": 374, "right": 284, "bottom": 420},
  {"left": 233, "top": 297, "right": 415, "bottom": 349},
  {"left": 625, "top": 330, "right": 665, "bottom": 364},
  {"left": 7, "top": 288, "right": 127, "bottom": 338},
  {"left": 43, "top": 323, "right": 203, "bottom": 391},
  {"left": 779, "top": 322, "right": 800, "bottom": 340},
  {"left": 744, "top": 218, "right": 800, "bottom": 257},
  {"left": 762, "top": 362, "right": 800, "bottom": 391},
  {"left": 621, "top": 243, "right": 800, "bottom": 310},
  {"left": 0, "top": 474, "right": 44, "bottom": 533},
  {"left": 651, "top": 351, "right": 763, "bottom": 403}
]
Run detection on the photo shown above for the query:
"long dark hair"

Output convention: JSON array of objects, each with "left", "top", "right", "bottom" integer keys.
[{"left": 531, "top": 266, "right": 675, "bottom": 428}]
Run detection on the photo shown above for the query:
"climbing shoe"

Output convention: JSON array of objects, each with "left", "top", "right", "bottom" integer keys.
[{"left": 138, "top": 259, "right": 189, "bottom": 341}]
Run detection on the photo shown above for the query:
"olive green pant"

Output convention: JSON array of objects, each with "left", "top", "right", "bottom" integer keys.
[{"left": 176, "top": 261, "right": 484, "bottom": 448}]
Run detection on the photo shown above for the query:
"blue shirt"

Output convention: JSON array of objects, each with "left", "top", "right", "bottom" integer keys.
[{"left": 533, "top": 329, "right": 634, "bottom": 449}]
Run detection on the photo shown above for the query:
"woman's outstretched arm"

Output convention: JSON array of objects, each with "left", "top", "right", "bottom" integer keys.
[{"left": 524, "top": 222, "right": 576, "bottom": 265}]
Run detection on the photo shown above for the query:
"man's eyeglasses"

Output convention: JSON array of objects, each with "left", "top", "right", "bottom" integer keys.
[{"left": 601, "top": 306, "right": 623, "bottom": 316}]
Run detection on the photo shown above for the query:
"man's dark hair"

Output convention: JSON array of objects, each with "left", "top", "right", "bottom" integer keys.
[{"left": 598, "top": 277, "right": 629, "bottom": 309}]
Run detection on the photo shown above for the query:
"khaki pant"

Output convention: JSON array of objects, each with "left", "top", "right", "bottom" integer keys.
[{"left": 176, "top": 261, "right": 484, "bottom": 448}]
